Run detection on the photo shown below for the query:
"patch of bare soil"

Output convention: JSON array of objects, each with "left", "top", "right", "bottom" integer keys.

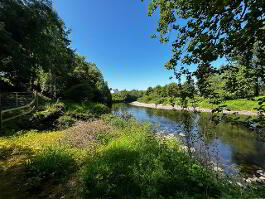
[{"left": 64, "top": 120, "right": 113, "bottom": 149}]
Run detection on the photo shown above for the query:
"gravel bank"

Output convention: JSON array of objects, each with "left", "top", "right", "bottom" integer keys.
[{"left": 129, "top": 101, "right": 258, "bottom": 116}]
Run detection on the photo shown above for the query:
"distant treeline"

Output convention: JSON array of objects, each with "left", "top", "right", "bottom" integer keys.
[
  {"left": 113, "top": 64, "right": 265, "bottom": 105},
  {"left": 112, "top": 90, "right": 145, "bottom": 103},
  {"left": 0, "top": 0, "right": 111, "bottom": 105}
]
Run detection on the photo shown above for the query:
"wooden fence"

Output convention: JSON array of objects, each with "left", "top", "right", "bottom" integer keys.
[{"left": 0, "top": 92, "right": 38, "bottom": 129}]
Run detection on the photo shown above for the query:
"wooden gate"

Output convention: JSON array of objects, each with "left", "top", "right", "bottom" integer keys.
[{"left": 0, "top": 92, "right": 38, "bottom": 128}]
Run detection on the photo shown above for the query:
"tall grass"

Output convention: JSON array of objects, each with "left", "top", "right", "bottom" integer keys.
[
  {"left": 27, "top": 147, "right": 77, "bottom": 178},
  {"left": 79, "top": 116, "right": 245, "bottom": 199}
]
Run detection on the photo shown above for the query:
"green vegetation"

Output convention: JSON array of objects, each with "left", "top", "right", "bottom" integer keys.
[
  {"left": 0, "top": 0, "right": 111, "bottom": 106},
  {"left": 1, "top": 107, "right": 264, "bottom": 198},
  {"left": 134, "top": 74, "right": 265, "bottom": 112},
  {"left": 64, "top": 101, "right": 111, "bottom": 116},
  {"left": 79, "top": 119, "right": 232, "bottom": 199},
  {"left": 27, "top": 147, "right": 77, "bottom": 178},
  {"left": 139, "top": 92, "right": 263, "bottom": 112},
  {"left": 56, "top": 116, "right": 76, "bottom": 129},
  {"left": 112, "top": 89, "right": 144, "bottom": 103},
  {"left": 147, "top": 0, "right": 265, "bottom": 94},
  {"left": 143, "top": 0, "right": 265, "bottom": 122},
  {"left": 1, "top": 0, "right": 265, "bottom": 198}
]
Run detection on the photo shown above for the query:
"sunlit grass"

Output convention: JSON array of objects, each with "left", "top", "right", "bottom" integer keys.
[{"left": 0, "top": 130, "right": 65, "bottom": 152}]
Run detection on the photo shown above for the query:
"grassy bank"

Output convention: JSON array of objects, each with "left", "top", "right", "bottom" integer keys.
[
  {"left": 138, "top": 96, "right": 265, "bottom": 112},
  {"left": 0, "top": 101, "right": 264, "bottom": 198}
]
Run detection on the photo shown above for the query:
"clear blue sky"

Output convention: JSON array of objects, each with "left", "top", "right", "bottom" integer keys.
[{"left": 53, "top": 0, "right": 225, "bottom": 91}]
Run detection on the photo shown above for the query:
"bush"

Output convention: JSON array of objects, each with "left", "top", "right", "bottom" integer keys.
[
  {"left": 90, "top": 103, "right": 111, "bottom": 115},
  {"left": 64, "top": 101, "right": 110, "bottom": 117},
  {"left": 29, "top": 102, "right": 65, "bottom": 130},
  {"left": 56, "top": 116, "right": 76, "bottom": 129},
  {"left": 27, "top": 147, "right": 76, "bottom": 178}
]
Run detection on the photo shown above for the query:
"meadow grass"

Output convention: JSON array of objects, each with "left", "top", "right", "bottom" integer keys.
[{"left": 0, "top": 130, "right": 65, "bottom": 152}]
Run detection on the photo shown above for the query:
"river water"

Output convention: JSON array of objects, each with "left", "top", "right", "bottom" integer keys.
[{"left": 112, "top": 103, "right": 265, "bottom": 175}]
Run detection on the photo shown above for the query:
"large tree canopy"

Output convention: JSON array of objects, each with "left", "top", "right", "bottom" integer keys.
[
  {"left": 0, "top": 0, "right": 112, "bottom": 105},
  {"left": 146, "top": 0, "right": 265, "bottom": 77},
  {"left": 0, "top": 0, "right": 74, "bottom": 90}
]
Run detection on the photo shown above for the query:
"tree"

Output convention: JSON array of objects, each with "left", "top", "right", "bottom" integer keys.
[
  {"left": 179, "top": 80, "right": 196, "bottom": 107},
  {"left": 0, "top": 0, "right": 74, "bottom": 91},
  {"left": 233, "top": 43, "right": 265, "bottom": 96},
  {"left": 221, "top": 65, "right": 256, "bottom": 98},
  {"left": 63, "top": 55, "right": 112, "bottom": 105},
  {"left": 146, "top": 0, "right": 265, "bottom": 81},
  {"left": 146, "top": 87, "right": 153, "bottom": 95},
  {"left": 167, "top": 83, "right": 179, "bottom": 97}
]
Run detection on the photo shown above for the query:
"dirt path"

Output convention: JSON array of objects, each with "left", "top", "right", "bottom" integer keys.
[{"left": 129, "top": 101, "right": 258, "bottom": 116}]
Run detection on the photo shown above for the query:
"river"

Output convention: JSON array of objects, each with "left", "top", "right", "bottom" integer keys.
[{"left": 112, "top": 103, "right": 265, "bottom": 175}]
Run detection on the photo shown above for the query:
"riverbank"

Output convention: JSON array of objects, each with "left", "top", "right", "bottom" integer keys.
[
  {"left": 130, "top": 101, "right": 258, "bottom": 116},
  {"left": 1, "top": 101, "right": 265, "bottom": 198}
]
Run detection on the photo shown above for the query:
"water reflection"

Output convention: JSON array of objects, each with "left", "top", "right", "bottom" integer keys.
[{"left": 112, "top": 103, "right": 265, "bottom": 174}]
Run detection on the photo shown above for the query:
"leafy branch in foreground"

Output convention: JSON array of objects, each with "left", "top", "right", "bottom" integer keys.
[{"left": 146, "top": 0, "right": 264, "bottom": 73}]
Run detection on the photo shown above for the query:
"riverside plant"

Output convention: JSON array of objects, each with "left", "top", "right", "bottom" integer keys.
[
  {"left": 179, "top": 110, "right": 259, "bottom": 198},
  {"left": 79, "top": 115, "right": 231, "bottom": 198},
  {"left": 78, "top": 114, "right": 262, "bottom": 198}
]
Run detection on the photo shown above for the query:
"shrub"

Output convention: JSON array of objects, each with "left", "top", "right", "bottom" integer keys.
[
  {"left": 56, "top": 116, "right": 76, "bottom": 129},
  {"left": 90, "top": 103, "right": 111, "bottom": 115},
  {"left": 29, "top": 102, "right": 65, "bottom": 130},
  {"left": 64, "top": 101, "right": 110, "bottom": 116}
]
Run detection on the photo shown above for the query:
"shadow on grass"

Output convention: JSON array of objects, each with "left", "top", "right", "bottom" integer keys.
[
  {"left": 79, "top": 134, "right": 223, "bottom": 199},
  {"left": 0, "top": 145, "right": 78, "bottom": 199}
]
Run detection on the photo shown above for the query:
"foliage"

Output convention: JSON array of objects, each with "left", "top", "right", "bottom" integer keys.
[
  {"left": 112, "top": 89, "right": 144, "bottom": 103},
  {"left": 0, "top": 1, "right": 111, "bottom": 106},
  {"left": 79, "top": 115, "right": 250, "bottom": 199},
  {"left": 63, "top": 83, "right": 97, "bottom": 102},
  {"left": 254, "top": 97, "right": 265, "bottom": 132},
  {"left": 27, "top": 147, "right": 77, "bottom": 178},
  {"left": 64, "top": 101, "right": 110, "bottom": 116},
  {"left": 200, "top": 65, "right": 265, "bottom": 100},
  {"left": 233, "top": 42, "right": 265, "bottom": 96},
  {"left": 29, "top": 102, "right": 65, "bottom": 130},
  {"left": 61, "top": 55, "right": 112, "bottom": 105},
  {"left": 0, "top": 0, "right": 74, "bottom": 91},
  {"left": 145, "top": 0, "right": 265, "bottom": 113},
  {"left": 138, "top": 82, "right": 196, "bottom": 107},
  {"left": 0, "top": 130, "right": 65, "bottom": 152},
  {"left": 221, "top": 65, "right": 257, "bottom": 99},
  {"left": 1, "top": 112, "right": 264, "bottom": 198},
  {"left": 95, "top": 80, "right": 112, "bottom": 106},
  {"left": 56, "top": 116, "right": 76, "bottom": 129},
  {"left": 146, "top": 0, "right": 265, "bottom": 78},
  {"left": 90, "top": 103, "right": 111, "bottom": 115}
]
